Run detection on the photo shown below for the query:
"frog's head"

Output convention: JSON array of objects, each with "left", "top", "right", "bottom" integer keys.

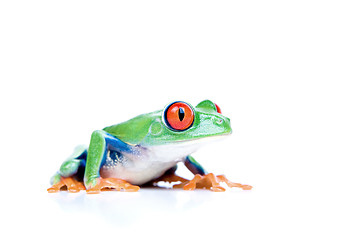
[{"left": 141, "top": 100, "right": 232, "bottom": 146}]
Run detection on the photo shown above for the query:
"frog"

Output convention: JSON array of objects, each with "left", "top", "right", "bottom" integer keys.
[{"left": 47, "top": 100, "right": 252, "bottom": 193}]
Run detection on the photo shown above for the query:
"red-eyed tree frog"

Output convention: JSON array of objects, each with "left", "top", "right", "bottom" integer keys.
[{"left": 48, "top": 100, "right": 252, "bottom": 193}]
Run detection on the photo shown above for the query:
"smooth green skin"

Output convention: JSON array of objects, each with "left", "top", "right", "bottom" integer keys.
[
  {"left": 51, "top": 145, "right": 87, "bottom": 185},
  {"left": 53, "top": 100, "right": 232, "bottom": 189},
  {"left": 103, "top": 100, "right": 232, "bottom": 146}
]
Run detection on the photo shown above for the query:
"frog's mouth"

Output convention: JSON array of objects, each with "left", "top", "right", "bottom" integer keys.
[{"left": 173, "top": 132, "right": 231, "bottom": 145}]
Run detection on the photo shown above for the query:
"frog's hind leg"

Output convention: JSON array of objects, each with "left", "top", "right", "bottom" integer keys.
[{"left": 47, "top": 145, "right": 87, "bottom": 193}]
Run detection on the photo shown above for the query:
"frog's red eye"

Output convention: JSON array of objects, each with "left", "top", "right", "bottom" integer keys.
[
  {"left": 164, "top": 102, "right": 194, "bottom": 131},
  {"left": 215, "top": 103, "right": 222, "bottom": 114}
]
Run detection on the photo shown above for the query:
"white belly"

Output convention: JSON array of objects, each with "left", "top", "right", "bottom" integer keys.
[
  {"left": 99, "top": 136, "right": 224, "bottom": 185},
  {"left": 99, "top": 144, "right": 190, "bottom": 185},
  {"left": 100, "top": 157, "right": 179, "bottom": 185}
]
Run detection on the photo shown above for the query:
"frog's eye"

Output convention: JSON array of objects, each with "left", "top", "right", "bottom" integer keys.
[
  {"left": 215, "top": 103, "right": 222, "bottom": 114},
  {"left": 164, "top": 102, "right": 194, "bottom": 131}
]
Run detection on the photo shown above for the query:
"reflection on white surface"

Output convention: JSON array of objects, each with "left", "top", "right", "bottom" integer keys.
[
  {"left": 41, "top": 187, "right": 256, "bottom": 239},
  {"left": 47, "top": 188, "right": 250, "bottom": 226},
  {"left": 35, "top": 184, "right": 359, "bottom": 240},
  {"left": 49, "top": 189, "right": 211, "bottom": 226}
]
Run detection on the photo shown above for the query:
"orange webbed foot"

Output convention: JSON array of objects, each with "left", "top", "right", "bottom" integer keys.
[
  {"left": 216, "top": 175, "right": 253, "bottom": 190},
  {"left": 183, "top": 173, "right": 252, "bottom": 191},
  {"left": 86, "top": 178, "right": 140, "bottom": 194},
  {"left": 183, "top": 173, "right": 225, "bottom": 191},
  {"left": 47, "top": 177, "right": 86, "bottom": 193},
  {"left": 151, "top": 174, "right": 189, "bottom": 188}
]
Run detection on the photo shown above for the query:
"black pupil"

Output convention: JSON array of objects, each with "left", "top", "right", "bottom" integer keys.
[{"left": 178, "top": 107, "right": 185, "bottom": 121}]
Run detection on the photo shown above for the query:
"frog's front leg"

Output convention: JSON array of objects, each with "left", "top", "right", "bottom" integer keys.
[
  {"left": 84, "top": 130, "right": 140, "bottom": 194},
  {"left": 182, "top": 155, "right": 252, "bottom": 191}
]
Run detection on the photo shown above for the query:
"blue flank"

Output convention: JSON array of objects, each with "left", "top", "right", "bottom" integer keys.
[
  {"left": 98, "top": 132, "right": 136, "bottom": 169},
  {"left": 73, "top": 133, "right": 135, "bottom": 180},
  {"left": 104, "top": 132, "right": 134, "bottom": 153}
]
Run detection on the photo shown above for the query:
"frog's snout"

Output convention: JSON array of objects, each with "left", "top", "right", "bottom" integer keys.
[{"left": 214, "top": 116, "right": 232, "bottom": 134}]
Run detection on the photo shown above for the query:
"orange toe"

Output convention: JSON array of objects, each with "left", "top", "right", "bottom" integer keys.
[
  {"left": 183, "top": 173, "right": 223, "bottom": 191},
  {"left": 47, "top": 177, "right": 85, "bottom": 193},
  {"left": 216, "top": 175, "right": 253, "bottom": 190},
  {"left": 86, "top": 178, "right": 140, "bottom": 194},
  {"left": 183, "top": 173, "right": 252, "bottom": 191}
]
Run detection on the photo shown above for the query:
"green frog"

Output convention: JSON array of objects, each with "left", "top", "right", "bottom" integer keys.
[{"left": 47, "top": 100, "right": 252, "bottom": 193}]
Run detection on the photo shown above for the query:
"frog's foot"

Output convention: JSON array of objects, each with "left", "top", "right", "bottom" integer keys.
[
  {"left": 216, "top": 175, "right": 253, "bottom": 190},
  {"left": 183, "top": 173, "right": 225, "bottom": 192},
  {"left": 86, "top": 178, "right": 140, "bottom": 194},
  {"left": 183, "top": 173, "right": 252, "bottom": 192},
  {"left": 47, "top": 177, "right": 85, "bottom": 193},
  {"left": 149, "top": 174, "right": 189, "bottom": 189}
]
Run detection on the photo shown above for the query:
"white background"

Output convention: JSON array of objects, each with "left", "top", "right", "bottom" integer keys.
[{"left": 0, "top": 1, "right": 359, "bottom": 239}]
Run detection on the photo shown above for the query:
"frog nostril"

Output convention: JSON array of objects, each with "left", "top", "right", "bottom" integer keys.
[{"left": 214, "top": 118, "right": 224, "bottom": 125}]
